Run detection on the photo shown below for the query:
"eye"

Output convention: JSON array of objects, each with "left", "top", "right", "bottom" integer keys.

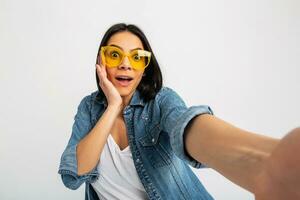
[
  {"left": 133, "top": 54, "right": 141, "bottom": 61},
  {"left": 110, "top": 51, "right": 120, "bottom": 59}
]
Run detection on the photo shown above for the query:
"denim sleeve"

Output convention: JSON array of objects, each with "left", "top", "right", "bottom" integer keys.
[
  {"left": 58, "top": 95, "right": 99, "bottom": 190},
  {"left": 158, "top": 87, "right": 214, "bottom": 168}
]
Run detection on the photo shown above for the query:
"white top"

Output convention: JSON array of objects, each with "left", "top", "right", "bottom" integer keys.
[{"left": 91, "top": 134, "right": 148, "bottom": 200}]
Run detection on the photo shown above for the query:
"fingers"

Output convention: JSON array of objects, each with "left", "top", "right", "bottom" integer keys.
[
  {"left": 96, "top": 63, "right": 111, "bottom": 90},
  {"left": 97, "top": 53, "right": 105, "bottom": 66},
  {"left": 96, "top": 64, "right": 104, "bottom": 87},
  {"left": 96, "top": 64, "right": 100, "bottom": 79},
  {"left": 100, "top": 63, "right": 107, "bottom": 77},
  {"left": 96, "top": 63, "right": 107, "bottom": 78}
]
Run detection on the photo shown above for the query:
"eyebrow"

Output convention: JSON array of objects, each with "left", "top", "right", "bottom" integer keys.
[{"left": 109, "top": 44, "right": 143, "bottom": 51}]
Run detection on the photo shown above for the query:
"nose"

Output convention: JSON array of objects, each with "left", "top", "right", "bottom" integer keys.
[{"left": 118, "top": 56, "right": 132, "bottom": 70}]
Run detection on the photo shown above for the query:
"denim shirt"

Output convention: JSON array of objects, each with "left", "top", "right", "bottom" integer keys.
[{"left": 58, "top": 87, "right": 214, "bottom": 200}]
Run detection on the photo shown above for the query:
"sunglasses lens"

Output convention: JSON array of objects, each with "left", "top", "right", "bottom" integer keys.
[
  {"left": 129, "top": 50, "right": 151, "bottom": 70},
  {"left": 102, "top": 46, "right": 123, "bottom": 67},
  {"left": 129, "top": 50, "right": 146, "bottom": 70},
  {"left": 101, "top": 46, "right": 151, "bottom": 70}
]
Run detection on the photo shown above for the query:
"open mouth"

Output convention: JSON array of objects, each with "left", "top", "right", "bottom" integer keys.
[{"left": 115, "top": 75, "right": 133, "bottom": 86}]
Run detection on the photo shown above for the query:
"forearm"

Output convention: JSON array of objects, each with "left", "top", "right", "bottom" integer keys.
[
  {"left": 184, "top": 114, "right": 279, "bottom": 192},
  {"left": 76, "top": 105, "right": 120, "bottom": 175}
]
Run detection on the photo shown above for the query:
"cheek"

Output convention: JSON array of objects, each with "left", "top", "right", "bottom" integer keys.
[
  {"left": 106, "top": 69, "right": 115, "bottom": 82},
  {"left": 134, "top": 72, "right": 144, "bottom": 85}
]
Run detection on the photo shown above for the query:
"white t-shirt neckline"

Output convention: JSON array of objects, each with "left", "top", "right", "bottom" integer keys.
[{"left": 91, "top": 134, "right": 148, "bottom": 200}]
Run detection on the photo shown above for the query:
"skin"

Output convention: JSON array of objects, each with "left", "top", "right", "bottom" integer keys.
[
  {"left": 184, "top": 114, "right": 279, "bottom": 192},
  {"left": 184, "top": 112, "right": 300, "bottom": 198},
  {"left": 254, "top": 127, "right": 300, "bottom": 199},
  {"left": 76, "top": 30, "right": 300, "bottom": 198}
]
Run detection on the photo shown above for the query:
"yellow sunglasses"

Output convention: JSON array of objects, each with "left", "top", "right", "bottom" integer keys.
[{"left": 100, "top": 45, "right": 151, "bottom": 70}]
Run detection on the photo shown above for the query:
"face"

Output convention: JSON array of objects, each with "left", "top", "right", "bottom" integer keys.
[{"left": 103, "top": 31, "right": 146, "bottom": 98}]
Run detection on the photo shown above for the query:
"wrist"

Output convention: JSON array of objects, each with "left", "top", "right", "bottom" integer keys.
[{"left": 107, "top": 104, "right": 122, "bottom": 113}]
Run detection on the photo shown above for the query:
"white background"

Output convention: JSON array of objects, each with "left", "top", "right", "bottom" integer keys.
[{"left": 1, "top": 0, "right": 299, "bottom": 199}]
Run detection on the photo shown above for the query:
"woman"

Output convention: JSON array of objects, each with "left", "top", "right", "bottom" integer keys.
[
  {"left": 58, "top": 23, "right": 215, "bottom": 200},
  {"left": 58, "top": 23, "right": 298, "bottom": 200}
]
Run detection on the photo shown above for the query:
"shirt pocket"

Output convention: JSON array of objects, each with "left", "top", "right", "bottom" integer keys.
[{"left": 139, "top": 124, "right": 172, "bottom": 168}]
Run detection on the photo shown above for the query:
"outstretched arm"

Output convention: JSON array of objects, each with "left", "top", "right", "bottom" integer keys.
[
  {"left": 184, "top": 114, "right": 279, "bottom": 193},
  {"left": 184, "top": 114, "right": 300, "bottom": 198}
]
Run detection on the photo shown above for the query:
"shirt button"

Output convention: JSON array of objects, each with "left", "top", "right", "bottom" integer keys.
[
  {"left": 151, "top": 138, "right": 155, "bottom": 143},
  {"left": 136, "top": 159, "right": 140, "bottom": 163}
]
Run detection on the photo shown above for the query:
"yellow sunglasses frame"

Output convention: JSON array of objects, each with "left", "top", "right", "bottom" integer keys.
[{"left": 100, "top": 46, "right": 152, "bottom": 70}]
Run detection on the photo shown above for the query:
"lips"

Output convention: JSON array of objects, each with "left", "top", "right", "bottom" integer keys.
[{"left": 115, "top": 75, "right": 134, "bottom": 87}]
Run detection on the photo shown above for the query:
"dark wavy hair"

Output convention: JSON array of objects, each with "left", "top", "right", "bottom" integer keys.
[{"left": 95, "top": 23, "right": 163, "bottom": 102}]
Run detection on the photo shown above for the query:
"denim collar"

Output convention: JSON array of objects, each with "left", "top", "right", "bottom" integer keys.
[{"left": 94, "top": 89, "right": 145, "bottom": 107}]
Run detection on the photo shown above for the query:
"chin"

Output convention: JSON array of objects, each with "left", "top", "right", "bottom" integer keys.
[{"left": 117, "top": 87, "right": 135, "bottom": 97}]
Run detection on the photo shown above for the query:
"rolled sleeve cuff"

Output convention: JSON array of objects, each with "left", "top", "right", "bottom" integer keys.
[
  {"left": 58, "top": 145, "right": 99, "bottom": 190},
  {"left": 170, "top": 105, "right": 214, "bottom": 168}
]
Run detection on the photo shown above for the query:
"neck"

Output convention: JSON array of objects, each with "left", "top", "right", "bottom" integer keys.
[
  {"left": 121, "top": 96, "right": 131, "bottom": 109},
  {"left": 118, "top": 91, "right": 135, "bottom": 117}
]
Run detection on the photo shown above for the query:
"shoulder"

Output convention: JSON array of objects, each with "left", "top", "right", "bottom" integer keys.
[
  {"left": 154, "top": 86, "right": 186, "bottom": 107},
  {"left": 77, "top": 90, "right": 101, "bottom": 110},
  {"left": 155, "top": 86, "right": 178, "bottom": 99}
]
